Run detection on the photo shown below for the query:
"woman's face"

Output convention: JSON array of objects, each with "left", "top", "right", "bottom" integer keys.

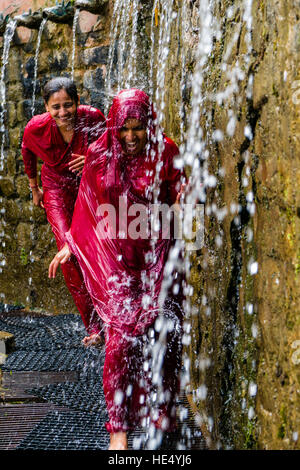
[
  {"left": 119, "top": 118, "right": 147, "bottom": 156},
  {"left": 45, "top": 88, "right": 77, "bottom": 129}
]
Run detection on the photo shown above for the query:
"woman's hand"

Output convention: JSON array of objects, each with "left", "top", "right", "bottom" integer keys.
[
  {"left": 48, "top": 243, "right": 72, "bottom": 279},
  {"left": 69, "top": 153, "right": 86, "bottom": 175},
  {"left": 175, "top": 183, "right": 186, "bottom": 204},
  {"left": 32, "top": 187, "right": 44, "bottom": 209}
]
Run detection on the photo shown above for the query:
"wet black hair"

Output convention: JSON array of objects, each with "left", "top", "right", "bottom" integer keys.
[{"left": 43, "top": 77, "right": 79, "bottom": 105}]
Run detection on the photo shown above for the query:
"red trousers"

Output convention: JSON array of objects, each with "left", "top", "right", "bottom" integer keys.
[
  {"left": 103, "top": 307, "right": 182, "bottom": 433},
  {"left": 42, "top": 166, "right": 102, "bottom": 335}
]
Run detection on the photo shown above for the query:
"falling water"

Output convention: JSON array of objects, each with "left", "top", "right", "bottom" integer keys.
[
  {"left": 148, "top": 0, "right": 159, "bottom": 100},
  {"left": 116, "top": 0, "right": 131, "bottom": 89},
  {"left": 104, "top": 0, "right": 143, "bottom": 112},
  {"left": 71, "top": 8, "right": 80, "bottom": 80},
  {"left": 147, "top": 0, "right": 176, "bottom": 248},
  {"left": 142, "top": 0, "right": 257, "bottom": 449},
  {"left": 0, "top": 18, "right": 17, "bottom": 168},
  {"left": 104, "top": 0, "right": 123, "bottom": 112},
  {"left": 152, "top": 0, "right": 174, "bottom": 132},
  {"left": 169, "top": 0, "right": 256, "bottom": 449},
  {"left": 180, "top": 0, "right": 218, "bottom": 447},
  {"left": 0, "top": 18, "right": 17, "bottom": 283},
  {"left": 124, "top": 0, "right": 139, "bottom": 89},
  {"left": 150, "top": 0, "right": 217, "bottom": 449},
  {"left": 31, "top": 18, "right": 47, "bottom": 117}
]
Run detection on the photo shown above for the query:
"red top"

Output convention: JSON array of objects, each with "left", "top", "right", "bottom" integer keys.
[{"left": 21, "top": 105, "right": 106, "bottom": 178}]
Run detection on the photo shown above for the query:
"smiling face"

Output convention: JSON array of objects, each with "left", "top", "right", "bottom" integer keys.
[
  {"left": 119, "top": 118, "right": 147, "bottom": 156},
  {"left": 45, "top": 88, "right": 77, "bottom": 130}
]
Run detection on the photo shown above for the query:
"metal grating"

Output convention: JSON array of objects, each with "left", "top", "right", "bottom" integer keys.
[
  {"left": 0, "top": 403, "right": 69, "bottom": 450},
  {"left": 1, "top": 347, "right": 104, "bottom": 373},
  {"left": 0, "top": 313, "right": 90, "bottom": 350},
  {"left": 26, "top": 377, "right": 107, "bottom": 415},
  {"left": 0, "top": 370, "right": 79, "bottom": 402},
  {"left": 14, "top": 407, "right": 206, "bottom": 451},
  {"left": 0, "top": 308, "right": 207, "bottom": 451},
  {"left": 16, "top": 409, "right": 109, "bottom": 450}
]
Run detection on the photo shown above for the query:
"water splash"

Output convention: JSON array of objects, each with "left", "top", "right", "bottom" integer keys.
[
  {"left": 171, "top": 0, "right": 257, "bottom": 448},
  {"left": 176, "top": 1, "right": 216, "bottom": 429}
]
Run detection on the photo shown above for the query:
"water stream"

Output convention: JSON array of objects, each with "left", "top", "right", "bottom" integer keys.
[
  {"left": 31, "top": 18, "right": 47, "bottom": 117},
  {"left": 104, "top": 0, "right": 124, "bottom": 113},
  {"left": 71, "top": 8, "right": 80, "bottom": 80},
  {"left": 0, "top": 18, "right": 17, "bottom": 285},
  {"left": 0, "top": 18, "right": 17, "bottom": 167}
]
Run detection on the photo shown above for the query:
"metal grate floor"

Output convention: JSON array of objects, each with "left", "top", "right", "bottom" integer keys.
[
  {"left": 0, "top": 308, "right": 207, "bottom": 450},
  {"left": 0, "top": 403, "right": 70, "bottom": 450}
]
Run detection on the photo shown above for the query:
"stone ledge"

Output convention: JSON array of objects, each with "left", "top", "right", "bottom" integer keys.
[{"left": 0, "top": 331, "right": 15, "bottom": 355}]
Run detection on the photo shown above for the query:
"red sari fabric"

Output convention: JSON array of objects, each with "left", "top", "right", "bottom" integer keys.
[
  {"left": 66, "top": 89, "right": 184, "bottom": 433},
  {"left": 21, "top": 105, "right": 106, "bottom": 335},
  {"left": 66, "top": 90, "right": 183, "bottom": 336},
  {"left": 22, "top": 105, "right": 105, "bottom": 178}
]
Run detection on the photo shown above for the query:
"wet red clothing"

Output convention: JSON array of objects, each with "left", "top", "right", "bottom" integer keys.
[
  {"left": 22, "top": 105, "right": 105, "bottom": 178},
  {"left": 21, "top": 105, "right": 106, "bottom": 335},
  {"left": 66, "top": 89, "right": 185, "bottom": 433}
]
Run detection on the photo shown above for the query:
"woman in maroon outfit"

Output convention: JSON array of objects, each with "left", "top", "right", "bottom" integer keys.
[
  {"left": 22, "top": 77, "right": 106, "bottom": 345},
  {"left": 49, "top": 88, "right": 185, "bottom": 450}
]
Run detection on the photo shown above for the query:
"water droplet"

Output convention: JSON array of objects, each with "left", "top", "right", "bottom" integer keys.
[
  {"left": 249, "top": 382, "right": 257, "bottom": 397},
  {"left": 114, "top": 390, "right": 124, "bottom": 405},
  {"left": 248, "top": 260, "right": 258, "bottom": 275}
]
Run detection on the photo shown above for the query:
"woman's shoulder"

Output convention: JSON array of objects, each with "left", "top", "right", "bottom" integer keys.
[
  {"left": 77, "top": 104, "right": 105, "bottom": 122},
  {"left": 24, "top": 112, "right": 51, "bottom": 132},
  {"left": 86, "top": 130, "right": 109, "bottom": 164},
  {"left": 163, "top": 135, "right": 180, "bottom": 159}
]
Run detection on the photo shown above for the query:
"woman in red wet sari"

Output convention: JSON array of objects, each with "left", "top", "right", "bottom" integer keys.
[
  {"left": 22, "top": 77, "right": 106, "bottom": 345},
  {"left": 49, "top": 88, "right": 185, "bottom": 450}
]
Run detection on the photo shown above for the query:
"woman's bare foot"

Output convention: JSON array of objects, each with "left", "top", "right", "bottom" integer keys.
[
  {"left": 82, "top": 333, "right": 104, "bottom": 347},
  {"left": 109, "top": 432, "right": 128, "bottom": 450}
]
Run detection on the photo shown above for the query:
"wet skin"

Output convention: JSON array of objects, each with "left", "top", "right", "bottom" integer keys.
[
  {"left": 45, "top": 88, "right": 77, "bottom": 133},
  {"left": 45, "top": 89, "right": 85, "bottom": 174},
  {"left": 119, "top": 118, "right": 147, "bottom": 156}
]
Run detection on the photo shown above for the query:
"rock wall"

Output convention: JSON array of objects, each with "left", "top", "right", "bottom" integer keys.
[{"left": 178, "top": 0, "right": 300, "bottom": 450}]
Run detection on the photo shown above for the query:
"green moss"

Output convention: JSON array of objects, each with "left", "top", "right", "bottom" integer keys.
[
  {"left": 19, "top": 247, "right": 28, "bottom": 266},
  {"left": 286, "top": 319, "right": 295, "bottom": 330},
  {"left": 277, "top": 406, "right": 287, "bottom": 439},
  {"left": 295, "top": 249, "right": 300, "bottom": 276},
  {"left": 272, "top": 84, "right": 279, "bottom": 98},
  {"left": 259, "top": 0, "right": 265, "bottom": 15},
  {"left": 244, "top": 417, "right": 258, "bottom": 449}
]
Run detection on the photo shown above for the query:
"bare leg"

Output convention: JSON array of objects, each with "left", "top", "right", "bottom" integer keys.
[
  {"left": 82, "top": 332, "right": 104, "bottom": 347},
  {"left": 109, "top": 432, "right": 128, "bottom": 450}
]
